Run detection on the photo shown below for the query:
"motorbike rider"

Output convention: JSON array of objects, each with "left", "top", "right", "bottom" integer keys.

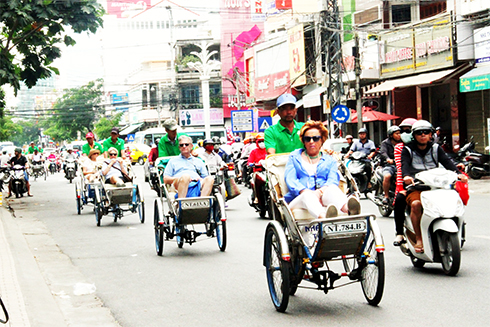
[
  {"left": 213, "top": 136, "right": 232, "bottom": 163},
  {"left": 345, "top": 128, "right": 376, "bottom": 186},
  {"left": 433, "top": 127, "right": 442, "bottom": 145},
  {"left": 158, "top": 119, "right": 188, "bottom": 157},
  {"left": 147, "top": 138, "right": 160, "bottom": 167},
  {"left": 247, "top": 134, "right": 267, "bottom": 204},
  {"left": 63, "top": 148, "right": 78, "bottom": 175},
  {"left": 201, "top": 139, "right": 227, "bottom": 172},
  {"left": 393, "top": 118, "right": 417, "bottom": 246},
  {"left": 7, "top": 147, "right": 32, "bottom": 197},
  {"left": 340, "top": 135, "right": 354, "bottom": 154},
  {"left": 401, "top": 120, "right": 468, "bottom": 253},
  {"left": 103, "top": 128, "right": 126, "bottom": 159},
  {"left": 194, "top": 139, "right": 205, "bottom": 156},
  {"left": 379, "top": 126, "right": 401, "bottom": 205},
  {"left": 264, "top": 93, "right": 304, "bottom": 155},
  {"left": 82, "top": 132, "right": 103, "bottom": 157}
]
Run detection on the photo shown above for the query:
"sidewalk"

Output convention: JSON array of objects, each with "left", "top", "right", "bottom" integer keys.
[
  {"left": 0, "top": 195, "right": 120, "bottom": 327},
  {"left": 468, "top": 176, "right": 490, "bottom": 194}
]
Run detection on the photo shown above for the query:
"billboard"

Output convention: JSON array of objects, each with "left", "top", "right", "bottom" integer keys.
[
  {"left": 474, "top": 26, "right": 490, "bottom": 64},
  {"left": 380, "top": 16, "right": 454, "bottom": 78},
  {"left": 179, "top": 109, "right": 224, "bottom": 127}
]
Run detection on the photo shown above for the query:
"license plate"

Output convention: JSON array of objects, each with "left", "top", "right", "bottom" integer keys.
[{"left": 324, "top": 221, "right": 366, "bottom": 234}]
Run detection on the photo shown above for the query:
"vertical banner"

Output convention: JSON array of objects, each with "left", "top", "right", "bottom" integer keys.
[
  {"left": 276, "top": 0, "right": 292, "bottom": 10},
  {"left": 288, "top": 24, "right": 306, "bottom": 87}
]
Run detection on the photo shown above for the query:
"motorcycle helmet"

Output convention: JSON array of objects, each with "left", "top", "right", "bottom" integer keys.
[
  {"left": 203, "top": 139, "right": 214, "bottom": 147},
  {"left": 411, "top": 120, "right": 434, "bottom": 134},
  {"left": 154, "top": 137, "right": 161, "bottom": 146},
  {"left": 358, "top": 128, "right": 368, "bottom": 134},
  {"left": 15, "top": 147, "right": 22, "bottom": 153},
  {"left": 399, "top": 118, "right": 417, "bottom": 128},
  {"left": 234, "top": 136, "right": 241, "bottom": 143},
  {"left": 212, "top": 136, "right": 221, "bottom": 145},
  {"left": 387, "top": 125, "right": 401, "bottom": 137},
  {"left": 345, "top": 135, "right": 353, "bottom": 140}
]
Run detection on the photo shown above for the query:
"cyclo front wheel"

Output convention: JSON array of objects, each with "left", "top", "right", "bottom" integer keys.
[
  {"left": 264, "top": 225, "right": 290, "bottom": 312},
  {"left": 154, "top": 200, "right": 165, "bottom": 256},
  {"left": 214, "top": 193, "right": 227, "bottom": 251},
  {"left": 360, "top": 229, "right": 385, "bottom": 306}
]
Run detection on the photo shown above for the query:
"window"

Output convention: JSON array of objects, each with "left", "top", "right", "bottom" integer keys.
[
  {"left": 181, "top": 85, "right": 200, "bottom": 106},
  {"left": 392, "top": 4, "right": 411, "bottom": 26},
  {"left": 420, "top": 1, "right": 446, "bottom": 20}
]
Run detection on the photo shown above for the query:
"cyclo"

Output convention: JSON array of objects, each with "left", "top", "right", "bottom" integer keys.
[
  {"left": 263, "top": 153, "right": 385, "bottom": 312},
  {"left": 75, "top": 157, "right": 103, "bottom": 215},
  {"left": 153, "top": 157, "right": 227, "bottom": 256},
  {"left": 92, "top": 159, "right": 145, "bottom": 226}
]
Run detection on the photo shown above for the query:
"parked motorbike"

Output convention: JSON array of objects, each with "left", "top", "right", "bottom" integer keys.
[
  {"left": 346, "top": 151, "right": 372, "bottom": 196},
  {"left": 10, "top": 165, "right": 28, "bottom": 198},
  {"left": 465, "top": 147, "right": 490, "bottom": 179},
  {"left": 248, "top": 163, "right": 272, "bottom": 219},
  {"left": 367, "top": 155, "right": 395, "bottom": 217},
  {"left": 399, "top": 168, "right": 465, "bottom": 276},
  {"left": 65, "top": 158, "right": 77, "bottom": 183}
]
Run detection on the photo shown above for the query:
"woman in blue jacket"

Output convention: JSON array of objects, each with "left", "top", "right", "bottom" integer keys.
[{"left": 285, "top": 121, "right": 360, "bottom": 219}]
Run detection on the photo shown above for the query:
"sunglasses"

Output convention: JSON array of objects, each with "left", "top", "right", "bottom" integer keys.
[
  {"left": 414, "top": 130, "right": 431, "bottom": 136},
  {"left": 303, "top": 135, "right": 322, "bottom": 143},
  {"left": 109, "top": 153, "right": 117, "bottom": 156},
  {"left": 179, "top": 143, "right": 190, "bottom": 147}
]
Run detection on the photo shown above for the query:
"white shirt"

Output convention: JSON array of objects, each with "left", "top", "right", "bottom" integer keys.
[
  {"left": 0, "top": 154, "right": 10, "bottom": 167},
  {"left": 200, "top": 151, "right": 225, "bottom": 174}
]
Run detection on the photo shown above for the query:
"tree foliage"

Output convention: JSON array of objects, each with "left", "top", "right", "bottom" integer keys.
[
  {"left": 0, "top": 0, "right": 104, "bottom": 94},
  {"left": 41, "top": 79, "right": 104, "bottom": 141},
  {"left": 8, "top": 119, "right": 38, "bottom": 145},
  {"left": 94, "top": 112, "right": 123, "bottom": 140}
]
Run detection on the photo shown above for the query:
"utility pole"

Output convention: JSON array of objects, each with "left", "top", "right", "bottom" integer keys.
[
  {"left": 322, "top": 0, "right": 344, "bottom": 137},
  {"left": 234, "top": 67, "right": 241, "bottom": 111},
  {"left": 354, "top": 33, "right": 363, "bottom": 131}
]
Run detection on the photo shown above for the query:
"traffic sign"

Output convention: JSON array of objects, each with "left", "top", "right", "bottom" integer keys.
[
  {"left": 258, "top": 117, "right": 272, "bottom": 132},
  {"left": 331, "top": 105, "right": 351, "bottom": 123},
  {"left": 127, "top": 134, "right": 135, "bottom": 142},
  {"left": 231, "top": 110, "right": 254, "bottom": 132}
]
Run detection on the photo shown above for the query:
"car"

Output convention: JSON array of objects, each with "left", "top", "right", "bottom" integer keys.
[
  {"left": 322, "top": 138, "right": 351, "bottom": 153},
  {"left": 128, "top": 143, "right": 151, "bottom": 165}
]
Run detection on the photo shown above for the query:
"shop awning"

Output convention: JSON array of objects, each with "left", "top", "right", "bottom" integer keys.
[
  {"left": 459, "top": 65, "right": 490, "bottom": 93},
  {"left": 365, "top": 69, "right": 457, "bottom": 94},
  {"left": 295, "top": 99, "right": 303, "bottom": 108},
  {"left": 119, "top": 123, "right": 143, "bottom": 135},
  {"left": 303, "top": 86, "right": 326, "bottom": 108}
]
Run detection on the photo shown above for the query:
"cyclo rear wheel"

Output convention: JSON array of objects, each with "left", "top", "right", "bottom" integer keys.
[
  {"left": 214, "top": 193, "right": 227, "bottom": 251},
  {"left": 360, "top": 229, "right": 385, "bottom": 306},
  {"left": 264, "top": 225, "right": 290, "bottom": 312}
]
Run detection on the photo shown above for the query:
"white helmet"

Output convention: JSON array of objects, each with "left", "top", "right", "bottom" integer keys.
[{"left": 411, "top": 120, "right": 434, "bottom": 133}]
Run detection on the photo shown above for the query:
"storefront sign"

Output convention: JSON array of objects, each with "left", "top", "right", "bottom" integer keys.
[
  {"left": 380, "top": 16, "right": 453, "bottom": 78},
  {"left": 460, "top": 73, "right": 490, "bottom": 92},
  {"left": 255, "top": 71, "right": 290, "bottom": 100},
  {"left": 475, "top": 26, "right": 490, "bottom": 64},
  {"left": 179, "top": 109, "right": 224, "bottom": 127},
  {"left": 106, "top": 0, "right": 150, "bottom": 19},
  {"left": 288, "top": 24, "right": 306, "bottom": 87}
]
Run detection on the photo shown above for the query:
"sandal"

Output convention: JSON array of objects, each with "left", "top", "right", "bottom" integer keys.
[
  {"left": 393, "top": 235, "right": 406, "bottom": 246},
  {"left": 27, "top": 194, "right": 33, "bottom": 197},
  {"left": 414, "top": 244, "right": 424, "bottom": 253}
]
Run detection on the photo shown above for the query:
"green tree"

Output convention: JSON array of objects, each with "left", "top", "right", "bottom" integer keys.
[
  {"left": 42, "top": 79, "right": 104, "bottom": 141},
  {"left": 9, "top": 119, "right": 38, "bottom": 145},
  {"left": 0, "top": 0, "right": 104, "bottom": 94},
  {"left": 94, "top": 112, "right": 123, "bottom": 140}
]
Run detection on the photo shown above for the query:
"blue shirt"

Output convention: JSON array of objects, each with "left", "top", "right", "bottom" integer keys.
[
  {"left": 284, "top": 149, "right": 340, "bottom": 203},
  {"left": 164, "top": 154, "right": 209, "bottom": 180},
  {"left": 349, "top": 139, "right": 376, "bottom": 155}
]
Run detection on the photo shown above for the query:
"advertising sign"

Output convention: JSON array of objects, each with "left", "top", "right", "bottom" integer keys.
[
  {"left": 179, "top": 109, "right": 224, "bottom": 127},
  {"left": 231, "top": 110, "right": 254, "bottom": 132},
  {"left": 111, "top": 93, "right": 129, "bottom": 104},
  {"left": 288, "top": 24, "right": 306, "bottom": 87},
  {"left": 380, "top": 16, "right": 453, "bottom": 78},
  {"left": 275, "top": 0, "right": 292, "bottom": 10},
  {"left": 255, "top": 71, "right": 290, "bottom": 100},
  {"left": 474, "top": 26, "right": 490, "bottom": 64},
  {"left": 106, "top": 0, "right": 151, "bottom": 19}
]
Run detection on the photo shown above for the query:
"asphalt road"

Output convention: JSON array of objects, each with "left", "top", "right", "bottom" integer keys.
[{"left": 8, "top": 165, "right": 490, "bottom": 326}]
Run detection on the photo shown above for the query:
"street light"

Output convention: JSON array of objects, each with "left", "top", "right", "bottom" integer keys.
[{"left": 187, "top": 41, "right": 221, "bottom": 139}]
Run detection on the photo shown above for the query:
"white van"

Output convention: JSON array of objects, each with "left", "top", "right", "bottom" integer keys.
[{"left": 135, "top": 126, "right": 226, "bottom": 146}]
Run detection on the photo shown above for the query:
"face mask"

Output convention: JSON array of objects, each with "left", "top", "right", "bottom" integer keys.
[
  {"left": 401, "top": 132, "right": 413, "bottom": 144},
  {"left": 205, "top": 145, "right": 214, "bottom": 152},
  {"left": 258, "top": 142, "right": 265, "bottom": 149}
]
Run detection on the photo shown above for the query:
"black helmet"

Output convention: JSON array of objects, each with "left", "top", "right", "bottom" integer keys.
[
  {"left": 212, "top": 136, "right": 221, "bottom": 144},
  {"left": 203, "top": 139, "right": 214, "bottom": 147},
  {"left": 358, "top": 128, "right": 368, "bottom": 134}
]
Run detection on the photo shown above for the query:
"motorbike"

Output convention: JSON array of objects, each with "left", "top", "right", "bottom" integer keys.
[
  {"left": 0, "top": 167, "right": 10, "bottom": 192},
  {"left": 30, "top": 160, "right": 46, "bottom": 181},
  {"left": 48, "top": 158, "right": 58, "bottom": 175},
  {"left": 400, "top": 168, "right": 465, "bottom": 276},
  {"left": 65, "top": 158, "right": 77, "bottom": 183},
  {"left": 465, "top": 145, "right": 490, "bottom": 179},
  {"left": 366, "top": 155, "right": 396, "bottom": 217},
  {"left": 346, "top": 151, "right": 373, "bottom": 196},
  {"left": 248, "top": 163, "right": 272, "bottom": 219},
  {"left": 10, "top": 165, "right": 28, "bottom": 198}
]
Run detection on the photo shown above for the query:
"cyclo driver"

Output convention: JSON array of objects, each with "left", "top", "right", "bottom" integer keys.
[{"left": 401, "top": 120, "right": 467, "bottom": 253}]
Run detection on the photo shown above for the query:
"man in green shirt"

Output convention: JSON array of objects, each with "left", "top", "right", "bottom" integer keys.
[
  {"left": 103, "top": 127, "right": 126, "bottom": 159},
  {"left": 264, "top": 93, "right": 304, "bottom": 155},
  {"left": 81, "top": 132, "right": 104, "bottom": 156},
  {"left": 158, "top": 119, "right": 188, "bottom": 157},
  {"left": 27, "top": 142, "right": 39, "bottom": 154}
]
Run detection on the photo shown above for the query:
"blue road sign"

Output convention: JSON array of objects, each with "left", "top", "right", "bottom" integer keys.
[
  {"left": 258, "top": 117, "right": 273, "bottom": 132},
  {"left": 331, "top": 105, "right": 351, "bottom": 123},
  {"left": 127, "top": 134, "right": 135, "bottom": 142},
  {"left": 231, "top": 110, "right": 254, "bottom": 132}
]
